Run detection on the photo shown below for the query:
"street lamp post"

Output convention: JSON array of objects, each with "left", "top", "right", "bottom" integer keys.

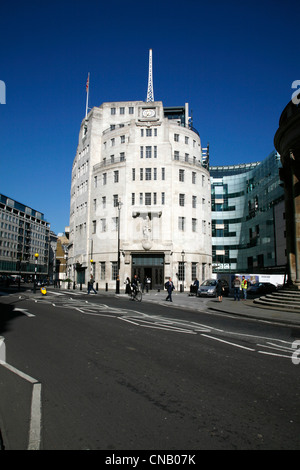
[
  {"left": 116, "top": 199, "right": 122, "bottom": 294},
  {"left": 33, "top": 252, "right": 39, "bottom": 293}
]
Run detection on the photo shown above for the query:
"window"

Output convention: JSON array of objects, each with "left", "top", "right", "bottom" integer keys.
[
  {"left": 192, "top": 218, "right": 197, "bottom": 232},
  {"left": 154, "top": 146, "right": 157, "bottom": 158},
  {"left": 178, "top": 261, "right": 185, "bottom": 281},
  {"left": 140, "top": 168, "right": 143, "bottom": 180},
  {"left": 101, "top": 219, "right": 106, "bottom": 232},
  {"left": 120, "top": 107, "right": 125, "bottom": 115},
  {"left": 103, "top": 173, "right": 107, "bottom": 185},
  {"left": 192, "top": 262, "right": 197, "bottom": 279},
  {"left": 92, "top": 220, "right": 96, "bottom": 234},
  {"left": 94, "top": 176, "right": 97, "bottom": 188},
  {"left": 100, "top": 262, "right": 105, "bottom": 280},
  {"left": 153, "top": 193, "right": 157, "bottom": 205},
  {"left": 113, "top": 194, "right": 118, "bottom": 207},
  {"left": 111, "top": 138, "right": 115, "bottom": 147},
  {"left": 145, "top": 168, "right": 152, "bottom": 180},
  {"left": 146, "top": 146, "right": 152, "bottom": 158},
  {"left": 162, "top": 168, "right": 165, "bottom": 180},
  {"left": 129, "top": 107, "right": 134, "bottom": 114},
  {"left": 185, "top": 136, "right": 189, "bottom": 144},
  {"left": 179, "top": 169, "right": 185, "bottom": 182},
  {"left": 161, "top": 192, "right": 165, "bottom": 205},
  {"left": 174, "top": 151, "right": 179, "bottom": 160},
  {"left": 111, "top": 107, "right": 116, "bottom": 115},
  {"left": 179, "top": 194, "right": 185, "bottom": 206},
  {"left": 178, "top": 217, "right": 185, "bottom": 231},
  {"left": 192, "top": 172, "right": 196, "bottom": 184},
  {"left": 192, "top": 196, "right": 197, "bottom": 208},
  {"left": 111, "top": 261, "right": 118, "bottom": 280},
  {"left": 153, "top": 168, "right": 157, "bottom": 180},
  {"left": 120, "top": 135, "right": 125, "bottom": 143},
  {"left": 120, "top": 152, "right": 125, "bottom": 161},
  {"left": 146, "top": 128, "right": 152, "bottom": 137},
  {"left": 102, "top": 196, "right": 106, "bottom": 208},
  {"left": 140, "top": 146, "right": 144, "bottom": 158},
  {"left": 132, "top": 168, "right": 135, "bottom": 180},
  {"left": 174, "top": 133, "right": 179, "bottom": 142},
  {"left": 114, "top": 170, "right": 119, "bottom": 183},
  {"left": 141, "top": 129, "right": 144, "bottom": 137},
  {"left": 139, "top": 193, "right": 143, "bottom": 205},
  {"left": 131, "top": 193, "right": 135, "bottom": 205},
  {"left": 145, "top": 193, "right": 151, "bottom": 205}
]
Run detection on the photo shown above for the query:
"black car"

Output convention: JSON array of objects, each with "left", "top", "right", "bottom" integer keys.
[{"left": 247, "top": 282, "right": 277, "bottom": 296}]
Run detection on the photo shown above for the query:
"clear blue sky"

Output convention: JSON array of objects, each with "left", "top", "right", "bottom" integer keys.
[{"left": 0, "top": 0, "right": 298, "bottom": 234}]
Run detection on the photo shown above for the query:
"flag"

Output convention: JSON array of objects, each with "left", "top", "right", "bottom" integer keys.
[{"left": 86, "top": 74, "right": 89, "bottom": 93}]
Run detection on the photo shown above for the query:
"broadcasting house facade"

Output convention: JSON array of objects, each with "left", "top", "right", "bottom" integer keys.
[{"left": 67, "top": 101, "right": 212, "bottom": 290}]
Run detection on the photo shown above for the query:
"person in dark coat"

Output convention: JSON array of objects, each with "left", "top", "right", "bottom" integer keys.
[
  {"left": 216, "top": 279, "right": 223, "bottom": 302},
  {"left": 165, "top": 278, "right": 175, "bottom": 302},
  {"left": 125, "top": 277, "right": 131, "bottom": 295}
]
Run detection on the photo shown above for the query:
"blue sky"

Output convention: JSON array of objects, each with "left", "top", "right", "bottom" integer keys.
[{"left": 0, "top": 0, "right": 298, "bottom": 234}]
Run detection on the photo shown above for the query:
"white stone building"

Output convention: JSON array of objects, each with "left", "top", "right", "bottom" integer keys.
[{"left": 68, "top": 100, "right": 212, "bottom": 290}]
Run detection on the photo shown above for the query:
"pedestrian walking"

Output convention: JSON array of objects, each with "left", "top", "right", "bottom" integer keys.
[
  {"left": 125, "top": 277, "right": 131, "bottom": 295},
  {"left": 241, "top": 276, "right": 248, "bottom": 300},
  {"left": 165, "top": 278, "right": 175, "bottom": 302},
  {"left": 233, "top": 276, "right": 241, "bottom": 301},
  {"left": 87, "top": 275, "right": 97, "bottom": 294}
]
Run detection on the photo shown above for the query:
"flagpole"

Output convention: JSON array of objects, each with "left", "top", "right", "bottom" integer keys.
[{"left": 85, "top": 72, "right": 90, "bottom": 119}]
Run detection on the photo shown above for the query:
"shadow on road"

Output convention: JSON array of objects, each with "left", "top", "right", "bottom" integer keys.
[{"left": 0, "top": 301, "right": 24, "bottom": 335}]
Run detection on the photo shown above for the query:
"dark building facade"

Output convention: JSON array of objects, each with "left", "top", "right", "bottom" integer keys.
[{"left": 274, "top": 99, "right": 300, "bottom": 288}]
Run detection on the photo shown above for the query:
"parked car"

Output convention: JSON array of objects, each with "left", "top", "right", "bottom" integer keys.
[
  {"left": 247, "top": 282, "right": 277, "bottom": 296},
  {"left": 197, "top": 278, "right": 229, "bottom": 297}
]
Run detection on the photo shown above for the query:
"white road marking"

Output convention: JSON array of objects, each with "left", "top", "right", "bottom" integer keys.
[
  {"left": 201, "top": 333, "right": 256, "bottom": 351},
  {"left": 14, "top": 307, "right": 35, "bottom": 317}
]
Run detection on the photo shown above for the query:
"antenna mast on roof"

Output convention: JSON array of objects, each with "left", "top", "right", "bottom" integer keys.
[{"left": 146, "top": 49, "right": 154, "bottom": 102}]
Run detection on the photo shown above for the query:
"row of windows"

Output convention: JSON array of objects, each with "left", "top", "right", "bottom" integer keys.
[
  {"left": 110, "top": 106, "right": 134, "bottom": 115},
  {"left": 93, "top": 169, "right": 207, "bottom": 187},
  {"left": 174, "top": 134, "right": 198, "bottom": 147},
  {"left": 89, "top": 192, "right": 208, "bottom": 209},
  {"left": 88, "top": 216, "right": 210, "bottom": 234}
]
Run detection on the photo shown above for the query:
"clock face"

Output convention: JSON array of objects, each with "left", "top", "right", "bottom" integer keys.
[{"left": 142, "top": 108, "right": 155, "bottom": 118}]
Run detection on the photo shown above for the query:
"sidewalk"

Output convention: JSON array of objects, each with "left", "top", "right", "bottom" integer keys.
[{"left": 124, "top": 289, "right": 300, "bottom": 326}]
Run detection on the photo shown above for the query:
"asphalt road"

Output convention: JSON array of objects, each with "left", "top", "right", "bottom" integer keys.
[{"left": 1, "top": 290, "right": 300, "bottom": 450}]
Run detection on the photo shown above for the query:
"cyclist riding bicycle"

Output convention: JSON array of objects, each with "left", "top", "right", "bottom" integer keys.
[{"left": 131, "top": 274, "right": 138, "bottom": 297}]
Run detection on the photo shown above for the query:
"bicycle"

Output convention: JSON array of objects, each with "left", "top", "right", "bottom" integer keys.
[{"left": 130, "top": 287, "right": 142, "bottom": 302}]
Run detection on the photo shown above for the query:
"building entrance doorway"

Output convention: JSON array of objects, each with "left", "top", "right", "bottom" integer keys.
[{"left": 132, "top": 253, "right": 164, "bottom": 290}]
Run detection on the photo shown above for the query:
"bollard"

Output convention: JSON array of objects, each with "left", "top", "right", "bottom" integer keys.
[{"left": 106, "top": 283, "right": 108, "bottom": 291}]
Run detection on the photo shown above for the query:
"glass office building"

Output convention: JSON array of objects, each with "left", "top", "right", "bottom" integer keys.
[
  {"left": 0, "top": 194, "right": 50, "bottom": 276},
  {"left": 210, "top": 150, "right": 285, "bottom": 274}
]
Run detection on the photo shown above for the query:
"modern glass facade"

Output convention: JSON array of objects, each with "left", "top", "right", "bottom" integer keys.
[{"left": 210, "top": 151, "right": 285, "bottom": 274}]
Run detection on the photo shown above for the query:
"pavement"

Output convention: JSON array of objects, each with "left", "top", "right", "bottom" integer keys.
[{"left": 1, "top": 285, "right": 300, "bottom": 327}]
